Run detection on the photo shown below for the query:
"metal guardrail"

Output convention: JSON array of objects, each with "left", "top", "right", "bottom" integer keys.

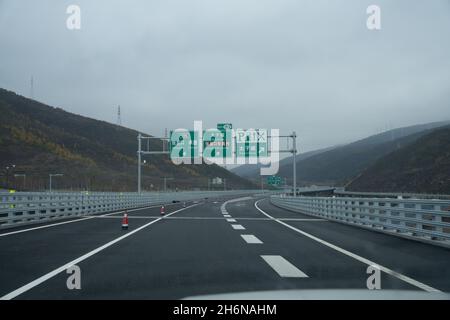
[
  {"left": 335, "top": 189, "right": 450, "bottom": 200},
  {"left": 0, "top": 190, "right": 263, "bottom": 229},
  {"left": 270, "top": 195, "right": 450, "bottom": 247}
]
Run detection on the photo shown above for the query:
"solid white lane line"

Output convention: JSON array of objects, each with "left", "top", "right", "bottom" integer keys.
[
  {"left": 94, "top": 216, "right": 158, "bottom": 219},
  {"left": 0, "top": 203, "right": 179, "bottom": 238},
  {"left": 281, "top": 218, "right": 326, "bottom": 222},
  {"left": 254, "top": 200, "right": 441, "bottom": 293},
  {"left": 0, "top": 203, "right": 200, "bottom": 300},
  {"left": 221, "top": 197, "right": 252, "bottom": 210},
  {"left": 226, "top": 218, "right": 237, "bottom": 223},
  {"left": 0, "top": 210, "right": 129, "bottom": 238},
  {"left": 0, "top": 217, "right": 95, "bottom": 237},
  {"left": 94, "top": 216, "right": 326, "bottom": 222},
  {"left": 219, "top": 196, "right": 252, "bottom": 214},
  {"left": 241, "top": 234, "right": 263, "bottom": 244},
  {"left": 0, "top": 212, "right": 120, "bottom": 238},
  {"left": 261, "top": 255, "right": 308, "bottom": 278},
  {"left": 231, "top": 224, "right": 246, "bottom": 230}
]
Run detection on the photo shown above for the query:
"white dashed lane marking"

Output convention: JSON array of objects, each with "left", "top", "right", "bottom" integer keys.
[
  {"left": 261, "top": 255, "right": 308, "bottom": 278},
  {"left": 241, "top": 234, "right": 263, "bottom": 244},
  {"left": 222, "top": 198, "right": 309, "bottom": 279}
]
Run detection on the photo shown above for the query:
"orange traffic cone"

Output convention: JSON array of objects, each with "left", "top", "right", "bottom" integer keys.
[
  {"left": 160, "top": 205, "right": 165, "bottom": 215},
  {"left": 122, "top": 211, "right": 129, "bottom": 230}
]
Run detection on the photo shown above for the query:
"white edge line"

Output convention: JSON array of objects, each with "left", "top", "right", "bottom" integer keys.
[
  {"left": 0, "top": 216, "right": 96, "bottom": 237},
  {"left": 92, "top": 216, "right": 326, "bottom": 222},
  {"left": 254, "top": 199, "right": 441, "bottom": 293},
  {"left": 0, "top": 203, "right": 200, "bottom": 300},
  {"left": 0, "top": 203, "right": 179, "bottom": 237},
  {"left": 219, "top": 196, "right": 252, "bottom": 215}
]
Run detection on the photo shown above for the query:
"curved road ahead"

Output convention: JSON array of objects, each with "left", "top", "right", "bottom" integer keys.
[{"left": 1, "top": 196, "right": 450, "bottom": 299}]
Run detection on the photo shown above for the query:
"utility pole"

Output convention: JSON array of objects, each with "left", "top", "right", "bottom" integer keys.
[
  {"left": 266, "top": 131, "right": 298, "bottom": 197},
  {"left": 292, "top": 131, "right": 297, "bottom": 197},
  {"left": 138, "top": 134, "right": 142, "bottom": 194},
  {"left": 137, "top": 134, "right": 170, "bottom": 194},
  {"left": 223, "top": 178, "right": 226, "bottom": 191}
]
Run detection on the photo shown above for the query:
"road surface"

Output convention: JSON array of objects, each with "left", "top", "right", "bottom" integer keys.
[{"left": 1, "top": 196, "right": 450, "bottom": 299}]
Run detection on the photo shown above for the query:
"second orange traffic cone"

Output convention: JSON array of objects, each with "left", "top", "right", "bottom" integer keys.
[
  {"left": 160, "top": 205, "right": 165, "bottom": 216},
  {"left": 122, "top": 211, "right": 129, "bottom": 230}
]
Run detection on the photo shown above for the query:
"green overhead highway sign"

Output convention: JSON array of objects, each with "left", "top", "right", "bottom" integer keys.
[
  {"left": 169, "top": 125, "right": 269, "bottom": 161},
  {"left": 203, "top": 129, "right": 231, "bottom": 158},
  {"left": 236, "top": 129, "right": 268, "bottom": 158},
  {"left": 169, "top": 130, "right": 199, "bottom": 159},
  {"left": 216, "top": 123, "right": 232, "bottom": 158}
]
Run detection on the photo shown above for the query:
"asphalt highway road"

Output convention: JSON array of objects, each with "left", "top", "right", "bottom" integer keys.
[{"left": 1, "top": 196, "right": 450, "bottom": 299}]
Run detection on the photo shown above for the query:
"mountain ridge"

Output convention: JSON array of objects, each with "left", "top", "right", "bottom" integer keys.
[
  {"left": 231, "top": 120, "right": 450, "bottom": 188},
  {"left": 347, "top": 125, "right": 450, "bottom": 194},
  {"left": 0, "top": 88, "right": 254, "bottom": 191}
]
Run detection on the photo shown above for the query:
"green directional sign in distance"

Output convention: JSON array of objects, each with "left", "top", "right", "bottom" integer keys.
[{"left": 267, "top": 176, "right": 282, "bottom": 186}]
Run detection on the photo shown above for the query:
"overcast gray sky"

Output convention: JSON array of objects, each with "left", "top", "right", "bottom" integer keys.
[{"left": 0, "top": 0, "right": 449, "bottom": 153}]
